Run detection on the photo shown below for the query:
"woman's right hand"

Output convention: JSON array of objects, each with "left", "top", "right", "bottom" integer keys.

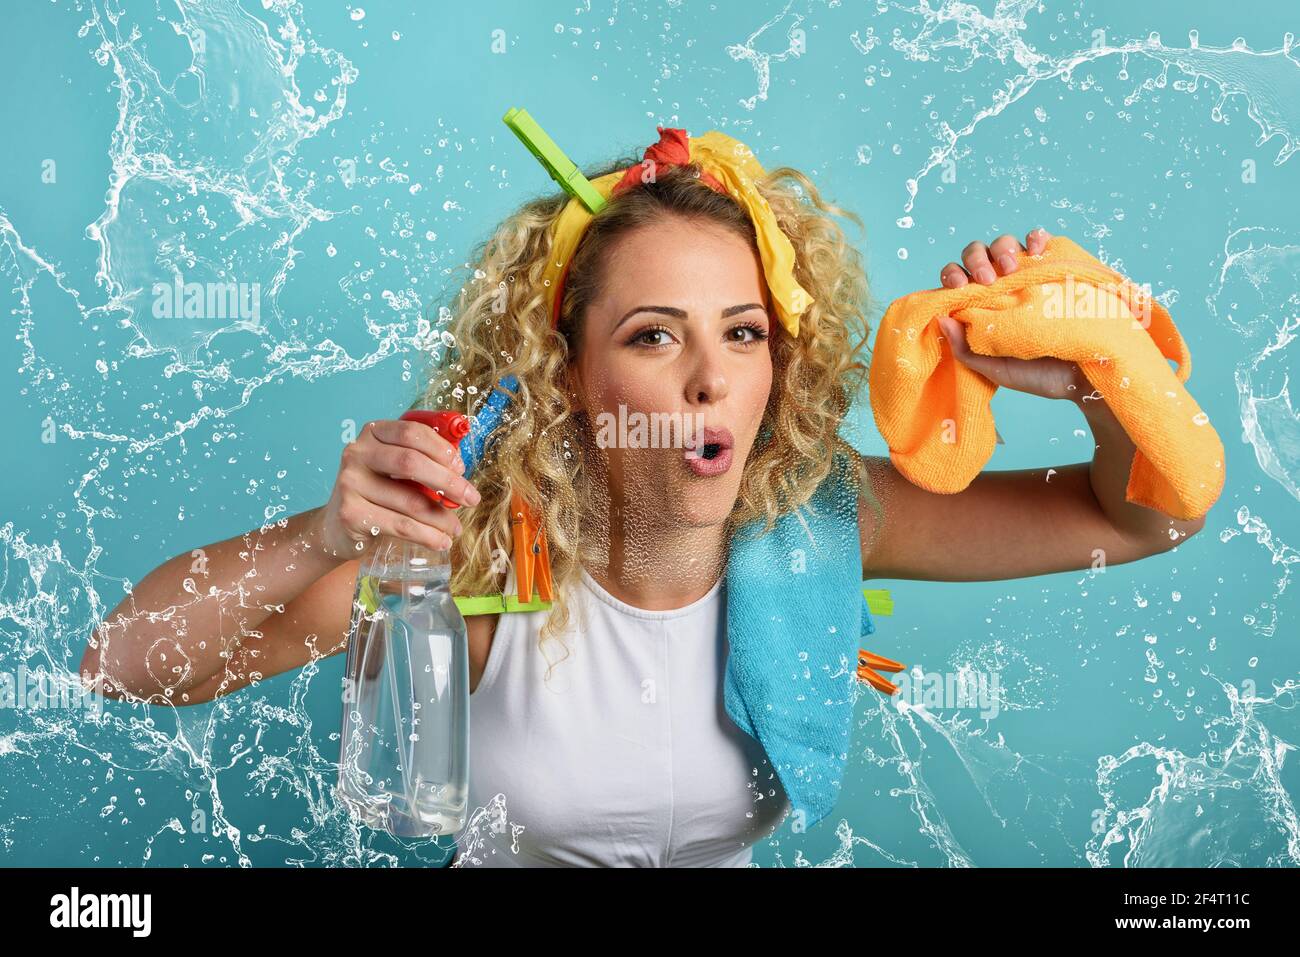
[{"left": 312, "top": 418, "right": 483, "bottom": 560}]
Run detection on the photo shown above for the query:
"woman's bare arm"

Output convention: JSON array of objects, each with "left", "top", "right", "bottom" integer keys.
[
  {"left": 863, "top": 227, "right": 1210, "bottom": 582},
  {"left": 79, "top": 507, "right": 349, "bottom": 704},
  {"left": 178, "top": 551, "right": 363, "bottom": 704},
  {"left": 859, "top": 397, "right": 1207, "bottom": 583},
  {"left": 80, "top": 414, "right": 482, "bottom": 706}
]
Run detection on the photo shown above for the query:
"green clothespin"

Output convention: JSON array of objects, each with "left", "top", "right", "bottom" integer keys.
[
  {"left": 359, "top": 575, "right": 551, "bottom": 618},
  {"left": 863, "top": 587, "right": 894, "bottom": 617},
  {"left": 454, "top": 592, "right": 553, "bottom": 617},
  {"left": 503, "top": 107, "right": 607, "bottom": 215}
]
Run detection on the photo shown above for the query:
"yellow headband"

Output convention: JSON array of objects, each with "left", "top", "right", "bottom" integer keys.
[{"left": 542, "top": 129, "right": 812, "bottom": 338}]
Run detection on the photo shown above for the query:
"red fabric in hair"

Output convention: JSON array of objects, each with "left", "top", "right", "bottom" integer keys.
[{"left": 551, "top": 127, "right": 728, "bottom": 327}]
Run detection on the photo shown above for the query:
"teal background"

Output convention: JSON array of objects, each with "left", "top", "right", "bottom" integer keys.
[{"left": 1, "top": 0, "right": 1297, "bottom": 866}]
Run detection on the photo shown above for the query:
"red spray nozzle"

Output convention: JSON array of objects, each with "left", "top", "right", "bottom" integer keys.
[
  {"left": 399, "top": 409, "right": 471, "bottom": 509},
  {"left": 401, "top": 409, "right": 471, "bottom": 442}
]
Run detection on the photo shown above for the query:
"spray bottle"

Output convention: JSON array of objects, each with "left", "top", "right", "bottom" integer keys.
[{"left": 335, "top": 409, "right": 473, "bottom": 838}]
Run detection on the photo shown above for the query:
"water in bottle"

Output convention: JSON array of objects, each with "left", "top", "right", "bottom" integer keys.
[{"left": 335, "top": 412, "right": 471, "bottom": 839}]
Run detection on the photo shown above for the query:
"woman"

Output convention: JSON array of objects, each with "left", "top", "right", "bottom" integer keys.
[{"left": 80, "top": 128, "right": 1206, "bottom": 868}]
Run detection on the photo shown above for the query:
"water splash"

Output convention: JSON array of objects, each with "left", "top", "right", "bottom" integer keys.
[
  {"left": 1208, "top": 227, "right": 1300, "bottom": 503},
  {"left": 1219, "top": 506, "right": 1299, "bottom": 631},
  {"left": 0, "top": 0, "right": 465, "bottom": 868},
  {"left": 726, "top": 0, "right": 811, "bottom": 111},
  {"left": 885, "top": 0, "right": 1300, "bottom": 214},
  {"left": 82, "top": 0, "right": 355, "bottom": 362},
  {"left": 1089, "top": 676, "right": 1300, "bottom": 867}
]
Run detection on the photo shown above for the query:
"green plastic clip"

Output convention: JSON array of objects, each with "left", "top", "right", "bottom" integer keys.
[
  {"left": 454, "top": 592, "right": 553, "bottom": 616},
  {"left": 503, "top": 106, "right": 607, "bottom": 215},
  {"left": 358, "top": 575, "right": 380, "bottom": 615},
  {"left": 358, "top": 575, "right": 551, "bottom": 618},
  {"left": 863, "top": 587, "right": 893, "bottom": 617}
]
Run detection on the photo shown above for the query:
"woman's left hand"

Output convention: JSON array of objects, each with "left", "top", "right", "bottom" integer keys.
[{"left": 936, "top": 228, "right": 1091, "bottom": 402}]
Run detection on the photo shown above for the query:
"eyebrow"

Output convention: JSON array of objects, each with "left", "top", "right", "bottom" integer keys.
[{"left": 613, "top": 302, "right": 767, "bottom": 332}]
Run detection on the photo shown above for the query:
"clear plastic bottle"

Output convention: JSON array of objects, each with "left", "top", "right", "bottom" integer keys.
[{"left": 335, "top": 412, "right": 471, "bottom": 839}]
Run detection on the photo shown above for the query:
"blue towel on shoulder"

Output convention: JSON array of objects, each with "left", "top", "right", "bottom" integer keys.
[{"left": 723, "top": 447, "right": 872, "bottom": 830}]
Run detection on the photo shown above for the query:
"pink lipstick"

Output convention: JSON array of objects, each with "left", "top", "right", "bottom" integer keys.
[{"left": 684, "top": 426, "right": 734, "bottom": 477}]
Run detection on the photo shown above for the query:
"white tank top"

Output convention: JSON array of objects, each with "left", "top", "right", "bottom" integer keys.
[{"left": 453, "top": 565, "right": 790, "bottom": 867}]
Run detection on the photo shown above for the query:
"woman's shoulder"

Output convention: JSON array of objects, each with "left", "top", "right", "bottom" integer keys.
[
  {"left": 466, "top": 612, "right": 500, "bottom": 694},
  {"left": 466, "top": 582, "right": 586, "bottom": 692}
]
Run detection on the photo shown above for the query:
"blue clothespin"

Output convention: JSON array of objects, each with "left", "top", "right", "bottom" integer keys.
[{"left": 460, "top": 374, "right": 519, "bottom": 477}]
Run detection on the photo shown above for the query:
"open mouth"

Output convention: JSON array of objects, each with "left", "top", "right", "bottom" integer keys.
[
  {"left": 684, "top": 426, "right": 735, "bottom": 476},
  {"left": 684, "top": 426, "right": 734, "bottom": 457}
]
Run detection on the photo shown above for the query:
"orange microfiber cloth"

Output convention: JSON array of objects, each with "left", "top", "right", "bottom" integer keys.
[{"left": 868, "top": 235, "right": 1225, "bottom": 521}]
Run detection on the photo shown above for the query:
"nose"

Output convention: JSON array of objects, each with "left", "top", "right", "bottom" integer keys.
[{"left": 683, "top": 340, "right": 729, "bottom": 407}]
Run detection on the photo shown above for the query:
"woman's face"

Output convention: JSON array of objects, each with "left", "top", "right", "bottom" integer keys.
[{"left": 568, "top": 217, "right": 775, "bottom": 530}]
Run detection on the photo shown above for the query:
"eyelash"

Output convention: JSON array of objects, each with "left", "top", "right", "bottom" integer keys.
[{"left": 631, "top": 321, "right": 770, "bottom": 349}]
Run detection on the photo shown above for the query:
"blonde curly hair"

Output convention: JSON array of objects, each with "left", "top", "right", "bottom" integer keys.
[{"left": 411, "top": 147, "right": 880, "bottom": 681}]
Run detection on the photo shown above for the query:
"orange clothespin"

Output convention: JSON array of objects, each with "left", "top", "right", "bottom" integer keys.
[
  {"left": 857, "top": 648, "right": 906, "bottom": 695},
  {"left": 510, "top": 488, "right": 554, "bottom": 605}
]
